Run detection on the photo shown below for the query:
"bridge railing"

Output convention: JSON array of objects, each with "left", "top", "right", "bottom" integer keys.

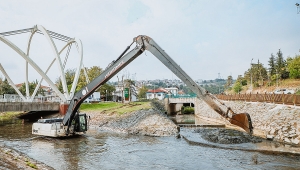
[
  {"left": 165, "top": 94, "right": 197, "bottom": 98},
  {"left": 0, "top": 94, "right": 62, "bottom": 103},
  {"left": 216, "top": 93, "right": 300, "bottom": 106}
]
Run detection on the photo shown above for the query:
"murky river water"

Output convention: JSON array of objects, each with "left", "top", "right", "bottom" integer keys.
[{"left": 1, "top": 121, "right": 300, "bottom": 170}]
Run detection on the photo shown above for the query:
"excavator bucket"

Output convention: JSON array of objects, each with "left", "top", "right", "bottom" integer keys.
[{"left": 229, "top": 113, "right": 253, "bottom": 134}]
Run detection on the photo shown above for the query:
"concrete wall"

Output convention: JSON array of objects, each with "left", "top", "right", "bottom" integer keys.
[
  {"left": 195, "top": 98, "right": 300, "bottom": 145},
  {"left": 164, "top": 98, "right": 195, "bottom": 115},
  {"left": 0, "top": 102, "right": 60, "bottom": 112}
]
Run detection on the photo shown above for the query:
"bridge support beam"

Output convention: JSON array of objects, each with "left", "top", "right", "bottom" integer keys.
[{"left": 59, "top": 103, "right": 69, "bottom": 115}]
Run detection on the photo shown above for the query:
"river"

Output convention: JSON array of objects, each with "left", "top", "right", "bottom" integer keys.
[{"left": 0, "top": 121, "right": 300, "bottom": 170}]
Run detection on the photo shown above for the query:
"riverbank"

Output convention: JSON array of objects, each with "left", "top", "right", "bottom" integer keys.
[{"left": 0, "top": 144, "right": 54, "bottom": 169}]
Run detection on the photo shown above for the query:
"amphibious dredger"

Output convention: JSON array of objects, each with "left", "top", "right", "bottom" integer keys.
[{"left": 32, "top": 35, "right": 253, "bottom": 137}]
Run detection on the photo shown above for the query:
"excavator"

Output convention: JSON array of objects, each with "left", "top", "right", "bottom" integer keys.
[{"left": 32, "top": 35, "right": 253, "bottom": 137}]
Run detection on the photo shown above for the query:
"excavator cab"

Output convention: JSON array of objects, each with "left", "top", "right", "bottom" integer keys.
[{"left": 74, "top": 113, "right": 88, "bottom": 133}]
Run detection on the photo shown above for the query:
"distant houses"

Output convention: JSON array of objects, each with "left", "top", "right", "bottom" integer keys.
[{"left": 146, "top": 87, "right": 179, "bottom": 100}]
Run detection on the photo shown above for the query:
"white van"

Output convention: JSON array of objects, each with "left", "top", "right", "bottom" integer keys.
[{"left": 273, "top": 89, "right": 295, "bottom": 94}]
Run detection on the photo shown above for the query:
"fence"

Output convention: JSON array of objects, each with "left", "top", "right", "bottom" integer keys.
[
  {"left": 165, "top": 93, "right": 197, "bottom": 98},
  {"left": 216, "top": 93, "right": 300, "bottom": 106}
]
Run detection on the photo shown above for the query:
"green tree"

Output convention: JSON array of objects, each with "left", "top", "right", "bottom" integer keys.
[
  {"left": 56, "top": 66, "right": 103, "bottom": 93},
  {"left": 138, "top": 85, "right": 148, "bottom": 99},
  {"left": 0, "top": 78, "right": 16, "bottom": 94},
  {"left": 233, "top": 81, "right": 242, "bottom": 93},
  {"left": 18, "top": 80, "right": 45, "bottom": 96},
  {"left": 287, "top": 55, "right": 300, "bottom": 79},
  {"left": 244, "top": 61, "right": 267, "bottom": 87},
  {"left": 275, "top": 49, "right": 289, "bottom": 79},
  {"left": 268, "top": 53, "right": 276, "bottom": 76},
  {"left": 99, "top": 83, "right": 115, "bottom": 101}
]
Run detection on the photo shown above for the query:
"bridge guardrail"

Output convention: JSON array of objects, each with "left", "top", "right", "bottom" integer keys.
[{"left": 216, "top": 93, "right": 300, "bottom": 106}]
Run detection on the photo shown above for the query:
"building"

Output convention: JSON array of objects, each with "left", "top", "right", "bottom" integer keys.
[{"left": 146, "top": 88, "right": 168, "bottom": 100}]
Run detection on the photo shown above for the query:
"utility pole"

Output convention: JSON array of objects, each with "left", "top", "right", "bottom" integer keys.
[{"left": 250, "top": 58, "right": 253, "bottom": 91}]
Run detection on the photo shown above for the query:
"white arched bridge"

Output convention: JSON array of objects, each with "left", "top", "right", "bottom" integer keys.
[{"left": 0, "top": 25, "right": 85, "bottom": 103}]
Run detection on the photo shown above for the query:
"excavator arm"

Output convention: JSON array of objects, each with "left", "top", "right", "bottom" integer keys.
[{"left": 62, "top": 35, "right": 253, "bottom": 134}]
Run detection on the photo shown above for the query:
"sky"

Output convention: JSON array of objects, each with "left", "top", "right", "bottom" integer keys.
[{"left": 0, "top": 0, "right": 300, "bottom": 86}]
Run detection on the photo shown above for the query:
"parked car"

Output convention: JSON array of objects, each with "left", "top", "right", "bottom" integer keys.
[{"left": 273, "top": 89, "right": 295, "bottom": 94}]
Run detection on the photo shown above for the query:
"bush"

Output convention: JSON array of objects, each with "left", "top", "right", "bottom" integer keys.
[{"left": 182, "top": 106, "right": 194, "bottom": 114}]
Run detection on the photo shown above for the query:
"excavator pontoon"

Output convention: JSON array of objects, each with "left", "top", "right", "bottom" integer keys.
[{"left": 32, "top": 35, "right": 253, "bottom": 137}]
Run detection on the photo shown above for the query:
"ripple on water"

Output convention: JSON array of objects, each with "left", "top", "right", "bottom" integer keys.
[{"left": 0, "top": 122, "right": 300, "bottom": 169}]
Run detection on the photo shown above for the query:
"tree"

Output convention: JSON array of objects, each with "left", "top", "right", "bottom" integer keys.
[
  {"left": 224, "top": 75, "right": 233, "bottom": 89},
  {"left": 275, "top": 49, "right": 289, "bottom": 79},
  {"left": 76, "top": 66, "right": 103, "bottom": 92},
  {"left": 0, "top": 78, "right": 16, "bottom": 94},
  {"left": 99, "top": 83, "right": 115, "bottom": 101},
  {"left": 268, "top": 53, "right": 276, "bottom": 76},
  {"left": 55, "top": 66, "right": 103, "bottom": 94},
  {"left": 18, "top": 80, "right": 45, "bottom": 97},
  {"left": 233, "top": 82, "right": 242, "bottom": 93},
  {"left": 137, "top": 85, "right": 148, "bottom": 99},
  {"left": 244, "top": 61, "right": 267, "bottom": 87},
  {"left": 287, "top": 55, "right": 300, "bottom": 79}
]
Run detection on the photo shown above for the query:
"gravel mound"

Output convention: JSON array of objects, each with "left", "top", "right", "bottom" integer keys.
[
  {"left": 99, "top": 108, "right": 179, "bottom": 137},
  {"left": 194, "top": 128, "right": 263, "bottom": 144}
]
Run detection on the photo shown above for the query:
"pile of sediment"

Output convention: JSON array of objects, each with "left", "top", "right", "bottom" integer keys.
[
  {"left": 194, "top": 128, "right": 263, "bottom": 144},
  {"left": 97, "top": 108, "right": 179, "bottom": 136}
]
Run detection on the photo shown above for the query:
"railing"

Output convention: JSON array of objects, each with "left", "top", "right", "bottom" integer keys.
[
  {"left": 165, "top": 93, "right": 197, "bottom": 98},
  {"left": 216, "top": 93, "right": 300, "bottom": 106}
]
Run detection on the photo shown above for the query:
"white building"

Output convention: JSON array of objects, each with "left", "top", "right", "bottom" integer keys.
[{"left": 146, "top": 88, "right": 168, "bottom": 100}]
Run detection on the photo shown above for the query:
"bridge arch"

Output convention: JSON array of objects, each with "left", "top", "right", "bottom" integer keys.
[{"left": 0, "top": 25, "right": 84, "bottom": 102}]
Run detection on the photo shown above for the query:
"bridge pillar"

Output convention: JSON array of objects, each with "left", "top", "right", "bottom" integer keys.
[{"left": 59, "top": 103, "right": 69, "bottom": 115}]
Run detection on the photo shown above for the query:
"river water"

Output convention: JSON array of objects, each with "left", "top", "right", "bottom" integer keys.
[{"left": 0, "top": 121, "right": 300, "bottom": 170}]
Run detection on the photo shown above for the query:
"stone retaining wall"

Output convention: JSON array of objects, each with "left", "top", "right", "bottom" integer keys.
[{"left": 195, "top": 98, "right": 300, "bottom": 145}]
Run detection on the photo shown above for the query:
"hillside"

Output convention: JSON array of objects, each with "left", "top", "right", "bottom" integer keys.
[{"left": 226, "top": 79, "right": 300, "bottom": 94}]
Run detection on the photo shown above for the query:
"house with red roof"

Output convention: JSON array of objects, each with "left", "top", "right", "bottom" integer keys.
[{"left": 146, "top": 88, "right": 168, "bottom": 100}]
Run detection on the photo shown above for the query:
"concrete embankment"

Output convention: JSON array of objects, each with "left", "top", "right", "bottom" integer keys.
[
  {"left": 88, "top": 107, "right": 179, "bottom": 137},
  {"left": 195, "top": 99, "right": 300, "bottom": 145}
]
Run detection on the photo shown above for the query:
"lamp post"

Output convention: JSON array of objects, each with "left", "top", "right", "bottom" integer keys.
[
  {"left": 250, "top": 58, "right": 253, "bottom": 91},
  {"left": 296, "top": 3, "right": 300, "bottom": 14}
]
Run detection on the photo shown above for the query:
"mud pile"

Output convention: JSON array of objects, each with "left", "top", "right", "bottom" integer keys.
[
  {"left": 98, "top": 108, "right": 179, "bottom": 136},
  {"left": 194, "top": 128, "right": 263, "bottom": 144}
]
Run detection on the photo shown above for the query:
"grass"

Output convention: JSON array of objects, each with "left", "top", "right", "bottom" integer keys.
[
  {"left": 25, "top": 160, "right": 37, "bottom": 169},
  {"left": 0, "top": 112, "right": 23, "bottom": 121},
  {"left": 80, "top": 101, "right": 152, "bottom": 115}
]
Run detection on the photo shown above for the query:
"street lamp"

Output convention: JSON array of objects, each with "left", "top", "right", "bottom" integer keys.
[
  {"left": 250, "top": 58, "right": 253, "bottom": 91},
  {"left": 296, "top": 3, "right": 300, "bottom": 14}
]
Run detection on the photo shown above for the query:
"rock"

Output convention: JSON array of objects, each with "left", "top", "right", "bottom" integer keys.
[
  {"left": 291, "top": 138, "right": 300, "bottom": 145},
  {"left": 282, "top": 127, "right": 288, "bottom": 131},
  {"left": 269, "top": 129, "right": 276, "bottom": 135},
  {"left": 289, "top": 129, "right": 296, "bottom": 134},
  {"left": 266, "top": 135, "right": 274, "bottom": 140},
  {"left": 289, "top": 133, "right": 298, "bottom": 138},
  {"left": 284, "top": 138, "right": 291, "bottom": 143}
]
